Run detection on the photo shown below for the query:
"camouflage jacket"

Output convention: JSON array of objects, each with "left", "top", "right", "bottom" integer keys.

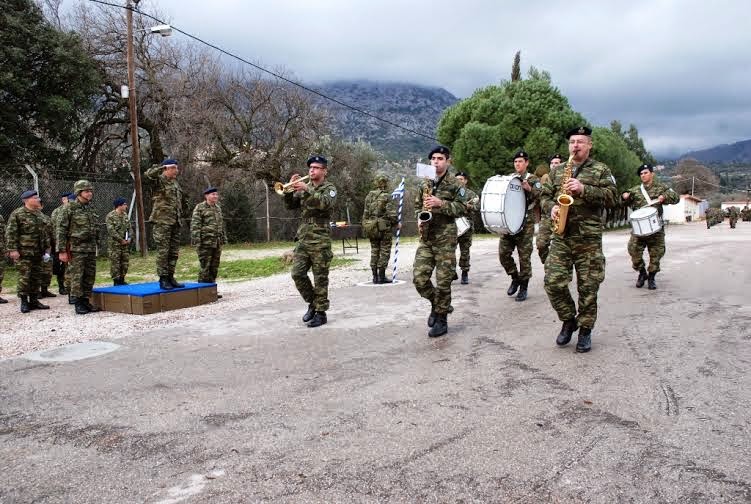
[
  {"left": 624, "top": 179, "right": 679, "bottom": 215},
  {"left": 145, "top": 165, "right": 183, "bottom": 225},
  {"left": 51, "top": 204, "right": 67, "bottom": 236},
  {"left": 191, "top": 202, "right": 226, "bottom": 248},
  {"left": 520, "top": 171, "right": 542, "bottom": 212},
  {"left": 414, "top": 172, "right": 468, "bottom": 239},
  {"left": 0, "top": 214, "right": 5, "bottom": 255},
  {"left": 541, "top": 157, "right": 617, "bottom": 238},
  {"left": 284, "top": 180, "right": 337, "bottom": 243},
  {"left": 5, "top": 207, "right": 50, "bottom": 255},
  {"left": 727, "top": 206, "right": 740, "bottom": 218},
  {"left": 56, "top": 200, "right": 100, "bottom": 253},
  {"left": 106, "top": 209, "right": 132, "bottom": 247},
  {"left": 362, "top": 189, "right": 398, "bottom": 229},
  {"left": 40, "top": 212, "right": 54, "bottom": 250}
]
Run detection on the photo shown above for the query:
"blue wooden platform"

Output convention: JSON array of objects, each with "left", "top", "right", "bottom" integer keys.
[{"left": 92, "top": 282, "right": 217, "bottom": 314}]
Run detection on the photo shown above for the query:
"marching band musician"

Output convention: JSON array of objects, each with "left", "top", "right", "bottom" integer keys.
[
  {"left": 413, "top": 145, "right": 468, "bottom": 338},
  {"left": 498, "top": 151, "right": 541, "bottom": 302},
  {"left": 622, "top": 164, "right": 679, "bottom": 290},
  {"left": 541, "top": 127, "right": 617, "bottom": 353},
  {"left": 454, "top": 171, "right": 479, "bottom": 285},
  {"left": 536, "top": 154, "right": 562, "bottom": 264}
]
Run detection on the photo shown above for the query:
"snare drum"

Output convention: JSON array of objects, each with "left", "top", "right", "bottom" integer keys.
[
  {"left": 456, "top": 217, "right": 471, "bottom": 237},
  {"left": 630, "top": 206, "right": 663, "bottom": 236},
  {"left": 480, "top": 175, "right": 527, "bottom": 235}
]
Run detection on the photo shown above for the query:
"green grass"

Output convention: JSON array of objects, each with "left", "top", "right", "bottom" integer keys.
[{"left": 0, "top": 247, "right": 356, "bottom": 294}]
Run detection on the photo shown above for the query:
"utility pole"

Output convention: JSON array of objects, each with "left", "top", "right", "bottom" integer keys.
[
  {"left": 691, "top": 176, "right": 695, "bottom": 197},
  {"left": 126, "top": 0, "right": 148, "bottom": 256}
]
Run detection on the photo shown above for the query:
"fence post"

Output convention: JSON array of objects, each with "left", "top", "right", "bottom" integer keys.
[{"left": 25, "top": 165, "right": 39, "bottom": 192}]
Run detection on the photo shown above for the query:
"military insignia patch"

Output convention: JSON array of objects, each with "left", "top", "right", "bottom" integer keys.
[
  {"left": 329, "top": 190, "right": 337, "bottom": 197},
  {"left": 535, "top": 182, "right": 541, "bottom": 189},
  {"left": 459, "top": 188, "right": 466, "bottom": 197}
]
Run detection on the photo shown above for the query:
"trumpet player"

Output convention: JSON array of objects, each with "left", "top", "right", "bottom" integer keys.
[
  {"left": 541, "top": 127, "right": 617, "bottom": 353},
  {"left": 413, "top": 145, "right": 468, "bottom": 338},
  {"left": 283, "top": 155, "right": 337, "bottom": 328},
  {"left": 498, "top": 151, "right": 541, "bottom": 302}
]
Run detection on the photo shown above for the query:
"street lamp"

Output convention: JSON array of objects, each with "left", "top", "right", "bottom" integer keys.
[{"left": 125, "top": 0, "right": 172, "bottom": 256}]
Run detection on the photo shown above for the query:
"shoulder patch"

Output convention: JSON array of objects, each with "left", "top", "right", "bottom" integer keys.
[
  {"left": 535, "top": 182, "right": 542, "bottom": 189},
  {"left": 459, "top": 187, "right": 466, "bottom": 197},
  {"left": 329, "top": 189, "right": 337, "bottom": 198}
]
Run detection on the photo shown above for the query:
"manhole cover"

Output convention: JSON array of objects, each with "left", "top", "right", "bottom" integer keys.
[{"left": 24, "top": 341, "right": 121, "bottom": 362}]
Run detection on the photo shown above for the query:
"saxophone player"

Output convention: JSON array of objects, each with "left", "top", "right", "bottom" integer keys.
[{"left": 540, "top": 127, "right": 617, "bottom": 353}]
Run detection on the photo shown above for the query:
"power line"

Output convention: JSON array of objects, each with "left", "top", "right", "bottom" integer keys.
[{"left": 87, "top": 0, "right": 439, "bottom": 143}]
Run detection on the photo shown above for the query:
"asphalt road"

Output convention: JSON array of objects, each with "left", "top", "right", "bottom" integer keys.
[{"left": 2, "top": 221, "right": 750, "bottom": 503}]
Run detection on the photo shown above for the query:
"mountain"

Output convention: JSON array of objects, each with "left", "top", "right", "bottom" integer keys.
[
  {"left": 679, "top": 139, "right": 751, "bottom": 163},
  {"left": 315, "top": 80, "right": 459, "bottom": 160}
]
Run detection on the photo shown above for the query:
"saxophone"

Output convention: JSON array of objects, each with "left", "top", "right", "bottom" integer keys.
[
  {"left": 553, "top": 155, "right": 575, "bottom": 235},
  {"left": 417, "top": 179, "right": 433, "bottom": 239}
]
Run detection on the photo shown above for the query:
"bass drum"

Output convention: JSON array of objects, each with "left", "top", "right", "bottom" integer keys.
[{"left": 481, "top": 174, "right": 527, "bottom": 235}]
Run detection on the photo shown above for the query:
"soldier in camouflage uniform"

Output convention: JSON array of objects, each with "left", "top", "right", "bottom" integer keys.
[
  {"left": 106, "top": 197, "right": 132, "bottom": 285},
  {"left": 0, "top": 212, "right": 8, "bottom": 304},
  {"left": 5, "top": 190, "right": 51, "bottom": 313},
  {"left": 284, "top": 155, "right": 337, "bottom": 328},
  {"left": 57, "top": 180, "right": 101, "bottom": 315},
  {"left": 498, "top": 151, "right": 541, "bottom": 302},
  {"left": 622, "top": 163, "right": 679, "bottom": 290},
  {"left": 191, "top": 187, "right": 226, "bottom": 292},
  {"left": 454, "top": 171, "right": 479, "bottom": 285},
  {"left": 537, "top": 154, "right": 562, "bottom": 264},
  {"left": 51, "top": 193, "right": 73, "bottom": 294},
  {"left": 145, "top": 159, "right": 184, "bottom": 290},
  {"left": 413, "top": 145, "right": 468, "bottom": 338},
  {"left": 38, "top": 203, "right": 57, "bottom": 298},
  {"left": 727, "top": 206, "right": 740, "bottom": 228},
  {"left": 362, "top": 172, "right": 398, "bottom": 284},
  {"left": 741, "top": 205, "right": 751, "bottom": 222},
  {"left": 541, "top": 126, "right": 618, "bottom": 353}
]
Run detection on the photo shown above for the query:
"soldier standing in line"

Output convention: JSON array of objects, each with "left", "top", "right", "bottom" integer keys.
[
  {"left": 728, "top": 206, "right": 740, "bottom": 228},
  {"left": 106, "top": 197, "right": 132, "bottom": 285},
  {"left": 51, "top": 192, "right": 73, "bottom": 294},
  {"left": 145, "top": 158, "right": 184, "bottom": 290},
  {"left": 413, "top": 145, "right": 468, "bottom": 338},
  {"left": 283, "top": 155, "right": 337, "bottom": 328},
  {"left": 57, "top": 180, "right": 100, "bottom": 315},
  {"left": 536, "top": 154, "right": 562, "bottom": 264},
  {"left": 191, "top": 187, "right": 226, "bottom": 296},
  {"left": 622, "top": 163, "right": 679, "bottom": 290},
  {"left": 0, "top": 212, "right": 8, "bottom": 304},
  {"left": 498, "top": 151, "right": 541, "bottom": 302},
  {"left": 38, "top": 202, "right": 57, "bottom": 299},
  {"left": 541, "top": 126, "right": 618, "bottom": 353},
  {"left": 5, "top": 190, "right": 51, "bottom": 313},
  {"left": 454, "top": 171, "right": 479, "bottom": 285},
  {"left": 362, "top": 172, "right": 398, "bottom": 284}
]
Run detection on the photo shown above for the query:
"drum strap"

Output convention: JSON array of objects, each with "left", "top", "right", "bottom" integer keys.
[{"left": 639, "top": 184, "right": 654, "bottom": 205}]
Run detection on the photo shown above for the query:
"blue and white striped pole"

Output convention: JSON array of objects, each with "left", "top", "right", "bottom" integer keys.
[{"left": 391, "top": 177, "right": 405, "bottom": 282}]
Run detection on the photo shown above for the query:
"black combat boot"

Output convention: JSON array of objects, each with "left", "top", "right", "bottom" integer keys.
[
  {"left": 302, "top": 304, "right": 316, "bottom": 323},
  {"left": 20, "top": 295, "right": 31, "bottom": 313},
  {"left": 507, "top": 273, "right": 519, "bottom": 296},
  {"left": 371, "top": 267, "right": 379, "bottom": 284},
  {"left": 515, "top": 280, "right": 528, "bottom": 302},
  {"left": 169, "top": 276, "right": 185, "bottom": 288},
  {"left": 113, "top": 278, "right": 121, "bottom": 286},
  {"left": 28, "top": 295, "right": 50, "bottom": 310},
  {"left": 68, "top": 294, "right": 78, "bottom": 305},
  {"left": 427, "top": 304, "right": 437, "bottom": 327},
  {"left": 647, "top": 272, "right": 657, "bottom": 290},
  {"left": 379, "top": 267, "right": 392, "bottom": 284},
  {"left": 0, "top": 291, "right": 7, "bottom": 304},
  {"left": 159, "top": 276, "right": 174, "bottom": 290},
  {"left": 556, "top": 318, "right": 578, "bottom": 346},
  {"left": 428, "top": 313, "right": 448, "bottom": 337},
  {"left": 57, "top": 274, "right": 67, "bottom": 295},
  {"left": 307, "top": 311, "right": 327, "bottom": 328},
  {"left": 461, "top": 270, "right": 469, "bottom": 284},
  {"left": 576, "top": 327, "right": 592, "bottom": 353},
  {"left": 120, "top": 277, "right": 129, "bottom": 285},
  {"left": 39, "top": 288, "right": 56, "bottom": 298},
  {"left": 83, "top": 298, "right": 101, "bottom": 312},
  {"left": 75, "top": 299, "right": 91, "bottom": 315},
  {"left": 635, "top": 267, "right": 647, "bottom": 288}
]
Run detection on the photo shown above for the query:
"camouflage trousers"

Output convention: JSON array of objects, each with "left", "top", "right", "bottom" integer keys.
[
  {"left": 153, "top": 223, "right": 181, "bottom": 277},
  {"left": 628, "top": 232, "right": 665, "bottom": 274},
  {"left": 41, "top": 259, "right": 52, "bottom": 289},
  {"left": 292, "top": 238, "right": 333, "bottom": 311},
  {"left": 53, "top": 255, "right": 67, "bottom": 289},
  {"left": 498, "top": 220, "right": 535, "bottom": 281},
  {"left": 457, "top": 230, "right": 472, "bottom": 272},
  {"left": 197, "top": 246, "right": 222, "bottom": 283},
  {"left": 413, "top": 233, "right": 457, "bottom": 315},
  {"left": 544, "top": 234, "right": 606, "bottom": 330},
  {"left": 109, "top": 243, "right": 130, "bottom": 280},
  {"left": 15, "top": 254, "right": 42, "bottom": 297},
  {"left": 69, "top": 252, "right": 97, "bottom": 299},
  {"left": 369, "top": 231, "right": 392, "bottom": 269},
  {"left": 536, "top": 217, "right": 553, "bottom": 264},
  {"left": 729, "top": 217, "right": 738, "bottom": 228}
]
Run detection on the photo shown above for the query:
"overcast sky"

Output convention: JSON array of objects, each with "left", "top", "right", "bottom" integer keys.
[{"left": 125, "top": 0, "right": 749, "bottom": 157}]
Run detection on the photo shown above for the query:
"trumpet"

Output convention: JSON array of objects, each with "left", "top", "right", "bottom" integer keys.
[{"left": 274, "top": 175, "right": 310, "bottom": 195}]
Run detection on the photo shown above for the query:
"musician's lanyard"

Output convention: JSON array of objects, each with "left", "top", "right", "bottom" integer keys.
[{"left": 639, "top": 184, "right": 654, "bottom": 206}]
